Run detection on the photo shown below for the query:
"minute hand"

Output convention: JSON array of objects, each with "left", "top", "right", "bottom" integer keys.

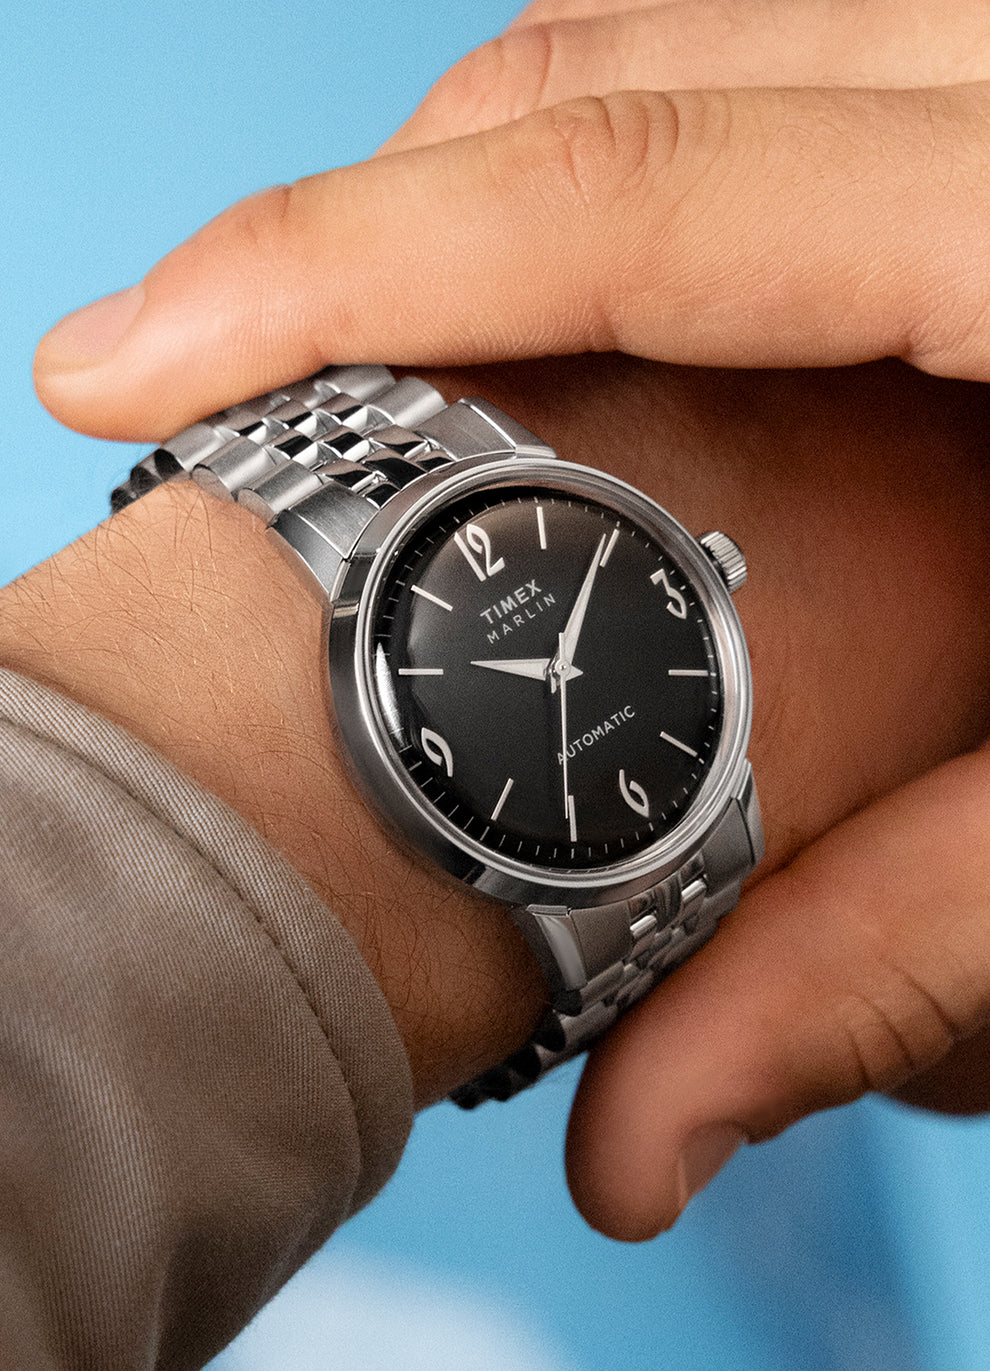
[{"left": 557, "top": 533, "right": 608, "bottom": 669}]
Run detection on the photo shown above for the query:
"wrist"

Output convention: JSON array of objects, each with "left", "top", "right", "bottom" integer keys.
[{"left": 0, "top": 480, "right": 546, "bottom": 1105}]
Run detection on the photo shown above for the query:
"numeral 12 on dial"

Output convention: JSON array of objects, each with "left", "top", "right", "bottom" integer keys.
[{"left": 454, "top": 523, "right": 505, "bottom": 581}]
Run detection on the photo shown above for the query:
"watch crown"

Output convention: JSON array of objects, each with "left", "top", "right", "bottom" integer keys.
[{"left": 699, "top": 531, "right": 747, "bottom": 594}]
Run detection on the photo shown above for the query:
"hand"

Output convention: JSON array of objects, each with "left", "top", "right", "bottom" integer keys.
[
  {"left": 555, "top": 633, "right": 572, "bottom": 830},
  {"left": 32, "top": 1, "right": 990, "bottom": 438},
  {"left": 28, "top": 0, "right": 990, "bottom": 1243},
  {"left": 471, "top": 656, "right": 556, "bottom": 681},
  {"left": 553, "top": 532, "right": 605, "bottom": 686},
  {"left": 551, "top": 533, "right": 606, "bottom": 828}
]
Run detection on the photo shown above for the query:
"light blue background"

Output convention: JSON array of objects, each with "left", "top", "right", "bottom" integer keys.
[{"left": 4, "top": 3, "right": 990, "bottom": 1368}]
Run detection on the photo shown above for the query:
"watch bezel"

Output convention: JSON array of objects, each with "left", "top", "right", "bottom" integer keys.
[{"left": 327, "top": 455, "right": 753, "bottom": 908}]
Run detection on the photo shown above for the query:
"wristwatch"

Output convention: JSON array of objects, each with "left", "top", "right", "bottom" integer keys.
[{"left": 111, "top": 364, "right": 763, "bottom": 1107}]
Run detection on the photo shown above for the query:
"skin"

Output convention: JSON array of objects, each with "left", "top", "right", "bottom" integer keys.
[
  {"left": 0, "top": 479, "right": 548, "bottom": 1105},
  {"left": 24, "top": 0, "right": 990, "bottom": 1239}
]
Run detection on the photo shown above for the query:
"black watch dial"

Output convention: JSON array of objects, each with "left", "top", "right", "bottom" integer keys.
[{"left": 370, "top": 486, "right": 724, "bottom": 871}]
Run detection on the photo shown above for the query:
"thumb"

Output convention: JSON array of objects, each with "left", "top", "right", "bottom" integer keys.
[
  {"left": 565, "top": 743, "right": 990, "bottom": 1242},
  {"left": 34, "top": 83, "right": 990, "bottom": 440}
]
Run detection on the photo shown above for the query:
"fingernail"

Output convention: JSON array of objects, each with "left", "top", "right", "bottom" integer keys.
[
  {"left": 676, "top": 1123, "right": 746, "bottom": 1211},
  {"left": 40, "top": 285, "right": 145, "bottom": 372}
]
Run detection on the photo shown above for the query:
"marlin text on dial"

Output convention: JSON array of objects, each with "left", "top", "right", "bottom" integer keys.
[{"left": 481, "top": 582, "right": 557, "bottom": 641}]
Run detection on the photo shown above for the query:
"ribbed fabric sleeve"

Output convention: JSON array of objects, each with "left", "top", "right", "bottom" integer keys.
[{"left": 0, "top": 667, "right": 414, "bottom": 1370}]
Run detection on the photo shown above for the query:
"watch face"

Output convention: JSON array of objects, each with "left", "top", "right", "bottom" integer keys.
[{"left": 363, "top": 480, "right": 727, "bottom": 874}]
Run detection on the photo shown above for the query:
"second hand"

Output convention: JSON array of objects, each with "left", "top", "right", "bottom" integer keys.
[{"left": 556, "top": 632, "right": 574, "bottom": 839}]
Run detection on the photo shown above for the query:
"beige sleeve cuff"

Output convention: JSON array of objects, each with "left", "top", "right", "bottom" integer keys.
[{"left": 0, "top": 667, "right": 413, "bottom": 1369}]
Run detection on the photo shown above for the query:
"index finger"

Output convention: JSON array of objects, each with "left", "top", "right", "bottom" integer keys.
[{"left": 35, "top": 83, "right": 990, "bottom": 441}]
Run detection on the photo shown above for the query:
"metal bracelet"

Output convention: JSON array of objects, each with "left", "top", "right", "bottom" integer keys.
[
  {"left": 113, "top": 365, "right": 453, "bottom": 517},
  {"left": 452, "top": 771, "right": 759, "bottom": 1107}
]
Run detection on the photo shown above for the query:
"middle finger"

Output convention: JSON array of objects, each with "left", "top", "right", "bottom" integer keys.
[{"left": 386, "top": 0, "right": 990, "bottom": 151}]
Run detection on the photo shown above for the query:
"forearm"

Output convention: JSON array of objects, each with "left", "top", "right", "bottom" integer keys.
[{"left": 0, "top": 473, "right": 546, "bottom": 1106}]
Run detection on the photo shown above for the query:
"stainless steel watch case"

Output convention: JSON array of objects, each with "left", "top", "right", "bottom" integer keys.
[{"left": 316, "top": 451, "right": 755, "bottom": 913}]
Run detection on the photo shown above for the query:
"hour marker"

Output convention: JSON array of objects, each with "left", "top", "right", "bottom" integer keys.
[
  {"left": 454, "top": 523, "right": 505, "bottom": 581},
  {"left": 536, "top": 504, "right": 547, "bottom": 550},
  {"left": 650, "top": 567, "right": 688, "bottom": 619},
  {"left": 599, "top": 526, "right": 620, "bottom": 568},
  {"left": 668, "top": 669, "right": 709, "bottom": 677},
  {"left": 661, "top": 731, "right": 699, "bottom": 758},
  {"left": 619, "top": 769, "right": 650, "bottom": 818},
  {"left": 567, "top": 794, "right": 577, "bottom": 844},
  {"left": 490, "top": 776, "right": 515, "bottom": 822},
  {"left": 398, "top": 668, "right": 444, "bottom": 676},
  {"left": 411, "top": 585, "right": 453, "bottom": 612},
  {"left": 421, "top": 728, "right": 454, "bottom": 777}
]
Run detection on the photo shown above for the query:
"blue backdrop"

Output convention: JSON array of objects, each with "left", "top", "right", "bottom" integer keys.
[{"left": 4, "top": 3, "right": 990, "bottom": 1367}]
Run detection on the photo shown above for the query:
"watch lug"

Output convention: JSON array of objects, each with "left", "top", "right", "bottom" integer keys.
[
  {"left": 700, "top": 762, "right": 764, "bottom": 892},
  {"left": 568, "top": 901, "right": 635, "bottom": 980},
  {"left": 518, "top": 898, "right": 637, "bottom": 1000},
  {"left": 270, "top": 483, "right": 376, "bottom": 596},
  {"left": 462, "top": 399, "right": 558, "bottom": 462},
  {"left": 738, "top": 760, "right": 765, "bottom": 866},
  {"left": 518, "top": 907, "right": 586, "bottom": 995}
]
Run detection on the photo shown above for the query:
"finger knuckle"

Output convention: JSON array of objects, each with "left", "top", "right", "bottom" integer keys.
[
  {"left": 207, "top": 180, "right": 358, "bottom": 365},
  {"left": 831, "top": 969, "right": 962, "bottom": 1097},
  {"left": 219, "top": 182, "right": 299, "bottom": 262},
  {"left": 881, "top": 87, "right": 990, "bottom": 377},
  {"left": 501, "top": 91, "right": 729, "bottom": 348},
  {"left": 534, "top": 91, "right": 679, "bottom": 212},
  {"left": 422, "top": 41, "right": 509, "bottom": 134},
  {"left": 425, "top": 28, "right": 555, "bottom": 135}
]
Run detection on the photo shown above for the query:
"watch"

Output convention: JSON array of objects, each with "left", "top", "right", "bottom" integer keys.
[{"left": 111, "top": 364, "right": 763, "bottom": 1107}]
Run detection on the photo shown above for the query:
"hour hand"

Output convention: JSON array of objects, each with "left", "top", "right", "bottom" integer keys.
[{"left": 471, "top": 656, "right": 583, "bottom": 682}]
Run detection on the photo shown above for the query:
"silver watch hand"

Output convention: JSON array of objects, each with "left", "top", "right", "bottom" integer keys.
[
  {"left": 556, "top": 634, "right": 573, "bottom": 828},
  {"left": 558, "top": 533, "right": 607, "bottom": 670},
  {"left": 471, "top": 656, "right": 583, "bottom": 682},
  {"left": 553, "top": 636, "right": 570, "bottom": 817}
]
